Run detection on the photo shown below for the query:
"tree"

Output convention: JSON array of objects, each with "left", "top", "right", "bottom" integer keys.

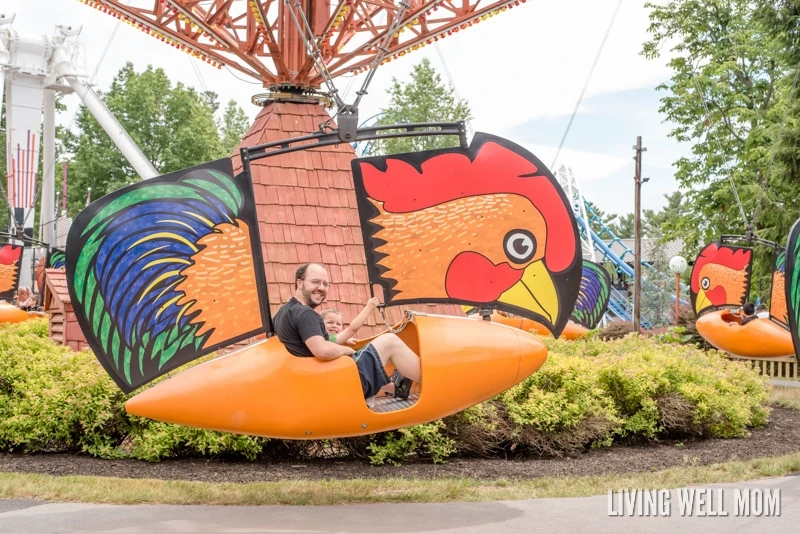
[
  {"left": 63, "top": 63, "right": 248, "bottom": 216},
  {"left": 370, "top": 58, "right": 472, "bottom": 155},
  {"left": 609, "top": 213, "right": 635, "bottom": 238},
  {"left": 644, "top": 191, "right": 688, "bottom": 239},
  {"left": 642, "top": 0, "right": 791, "bottom": 251},
  {"left": 219, "top": 100, "right": 250, "bottom": 156}
]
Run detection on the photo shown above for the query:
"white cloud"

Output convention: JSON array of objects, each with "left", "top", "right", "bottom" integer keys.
[
  {"left": 521, "top": 143, "right": 632, "bottom": 181},
  {"left": 4, "top": 0, "right": 673, "bottom": 135}
]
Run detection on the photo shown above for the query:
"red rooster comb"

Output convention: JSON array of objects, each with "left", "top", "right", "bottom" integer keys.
[
  {"left": 0, "top": 244, "right": 23, "bottom": 265},
  {"left": 356, "top": 138, "right": 576, "bottom": 273},
  {"left": 690, "top": 242, "right": 752, "bottom": 292}
]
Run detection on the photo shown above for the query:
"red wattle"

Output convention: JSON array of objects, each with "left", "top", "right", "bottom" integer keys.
[
  {"left": 445, "top": 252, "right": 522, "bottom": 302},
  {"left": 705, "top": 285, "right": 726, "bottom": 306}
]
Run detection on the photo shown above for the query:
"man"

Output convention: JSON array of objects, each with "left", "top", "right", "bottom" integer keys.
[
  {"left": 755, "top": 303, "right": 770, "bottom": 319},
  {"left": 273, "top": 263, "right": 419, "bottom": 400}
]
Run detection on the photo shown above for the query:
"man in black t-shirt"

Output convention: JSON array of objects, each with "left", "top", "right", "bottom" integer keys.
[{"left": 273, "top": 262, "right": 419, "bottom": 399}]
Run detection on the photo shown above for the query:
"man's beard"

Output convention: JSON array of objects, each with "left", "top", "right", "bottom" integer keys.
[{"left": 301, "top": 287, "right": 325, "bottom": 309}]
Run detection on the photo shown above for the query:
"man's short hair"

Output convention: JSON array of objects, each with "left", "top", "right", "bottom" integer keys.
[
  {"left": 295, "top": 263, "right": 325, "bottom": 283},
  {"left": 756, "top": 304, "right": 768, "bottom": 312},
  {"left": 743, "top": 302, "right": 755, "bottom": 316},
  {"left": 320, "top": 308, "right": 343, "bottom": 320}
]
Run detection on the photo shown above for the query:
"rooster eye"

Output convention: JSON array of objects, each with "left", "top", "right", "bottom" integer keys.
[
  {"left": 503, "top": 230, "right": 537, "bottom": 264},
  {"left": 701, "top": 277, "right": 710, "bottom": 290}
]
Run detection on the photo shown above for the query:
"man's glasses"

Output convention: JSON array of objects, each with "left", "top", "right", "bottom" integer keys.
[{"left": 305, "top": 279, "right": 331, "bottom": 289}]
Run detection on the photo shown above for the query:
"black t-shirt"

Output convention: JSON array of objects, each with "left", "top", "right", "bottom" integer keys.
[{"left": 273, "top": 297, "right": 328, "bottom": 357}]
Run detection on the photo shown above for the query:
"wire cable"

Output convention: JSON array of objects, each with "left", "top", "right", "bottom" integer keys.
[
  {"left": 750, "top": 61, "right": 800, "bottom": 231},
  {"left": 433, "top": 42, "right": 474, "bottom": 138},
  {"left": 550, "top": 0, "right": 624, "bottom": 170},
  {"left": 690, "top": 72, "right": 750, "bottom": 230}
]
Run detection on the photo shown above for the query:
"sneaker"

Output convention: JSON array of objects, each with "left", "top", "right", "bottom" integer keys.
[{"left": 393, "top": 374, "right": 413, "bottom": 401}]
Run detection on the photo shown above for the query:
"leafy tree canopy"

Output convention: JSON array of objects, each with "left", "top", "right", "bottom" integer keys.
[
  {"left": 369, "top": 58, "right": 472, "bottom": 155},
  {"left": 63, "top": 62, "right": 249, "bottom": 216},
  {"left": 642, "top": 0, "right": 800, "bottom": 296}
]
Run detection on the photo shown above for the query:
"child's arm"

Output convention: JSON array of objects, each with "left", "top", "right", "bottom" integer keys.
[{"left": 335, "top": 297, "right": 380, "bottom": 345}]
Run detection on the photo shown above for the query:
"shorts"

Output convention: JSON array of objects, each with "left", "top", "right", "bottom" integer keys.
[{"left": 352, "top": 343, "right": 390, "bottom": 398}]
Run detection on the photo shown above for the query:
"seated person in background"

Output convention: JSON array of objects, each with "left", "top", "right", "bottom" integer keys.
[
  {"left": 14, "top": 286, "right": 38, "bottom": 311},
  {"left": 273, "top": 263, "right": 419, "bottom": 400},
  {"left": 740, "top": 302, "right": 757, "bottom": 325},
  {"left": 321, "top": 297, "right": 380, "bottom": 345},
  {"left": 755, "top": 303, "right": 770, "bottom": 319}
]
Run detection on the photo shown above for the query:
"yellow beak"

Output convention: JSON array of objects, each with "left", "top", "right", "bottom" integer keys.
[
  {"left": 497, "top": 260, "right": 559, "bottom": 328},
  {"left": 695, "top": 289, "right": 710, "bottom": 315}
]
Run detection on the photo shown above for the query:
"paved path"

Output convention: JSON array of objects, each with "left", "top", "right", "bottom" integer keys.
[
  {"left": 772, "top": 379, "right": 800, "bottom": 389},
  {"left": 1, "top": 475, "right": 797, "bottom": 533}
]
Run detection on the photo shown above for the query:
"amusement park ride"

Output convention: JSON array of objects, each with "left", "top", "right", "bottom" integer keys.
[{"left": 2, "top": 1, "right": 798, "bottom": 440}]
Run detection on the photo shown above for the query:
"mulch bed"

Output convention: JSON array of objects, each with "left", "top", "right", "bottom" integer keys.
[{"left": 1, "top": 407, "right": 799, "bottom": 483}]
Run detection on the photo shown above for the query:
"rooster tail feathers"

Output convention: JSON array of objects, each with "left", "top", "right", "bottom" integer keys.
[
  {"left": 784, "top": 222, "right": 800, "bottom": 364},
  {"left": 570, "top": 261, "right": 611, "bottom": 329},
  {"left": 66, "top": 159, "right": 270, "bottom": 393}
]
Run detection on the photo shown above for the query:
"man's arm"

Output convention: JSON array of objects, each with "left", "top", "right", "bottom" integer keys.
[
  {"left": 334, "top": 297, "right": 380, "bottom": 345},
  {"left": 305, "top": 335, "right": 355, "bottom": 360}
]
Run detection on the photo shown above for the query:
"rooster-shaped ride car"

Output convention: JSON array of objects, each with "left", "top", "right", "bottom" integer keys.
[
  {"left": 692, "top": 241, "right": 793, "bottom": 357},
  {"left": 65, "top": 133, "right": 582, "bottom": 439}
]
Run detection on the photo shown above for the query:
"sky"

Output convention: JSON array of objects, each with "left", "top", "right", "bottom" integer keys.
[{"left": 3, "top": 0, "right": 688, "bottom": 221}]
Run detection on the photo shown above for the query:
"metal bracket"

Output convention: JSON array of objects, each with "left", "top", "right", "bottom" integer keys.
[
  {"left": 337, "top": 104, "right": 358, "bottom": 142},
  {"left": 478, "top": 307, "right": 493, "bottom": 321},
  {"left": 243, "top": 121, "right": 468, "bottom": 162}
]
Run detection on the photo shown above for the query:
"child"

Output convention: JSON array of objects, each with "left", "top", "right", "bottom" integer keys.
[{"left": 321, "top": 297, "right": 380, "bottom": 345}]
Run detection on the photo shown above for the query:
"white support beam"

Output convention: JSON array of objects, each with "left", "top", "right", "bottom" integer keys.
[
  {"left": 49, "top": 30, "right": 158, "bottom": 181},
  {"left": 41, "top": 89, "right": 55, "bottom": 246},
  {"left": 63, "top": 74, "right": 158, "bottom": 180}
]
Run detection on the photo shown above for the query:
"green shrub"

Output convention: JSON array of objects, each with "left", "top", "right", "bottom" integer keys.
[
  {"left": 0, "top": 319, "right": 771, "bottom": 464},
  {"left": 366, "top": 421, "right": 456, "bottom": 465},
  {"left": 0, "top": 319, "right": 128, "bottom": 456},
  {"left": 0, "top": 319, "right": 267, "bottom": 461}
]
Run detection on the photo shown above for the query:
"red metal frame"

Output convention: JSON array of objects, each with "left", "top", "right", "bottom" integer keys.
[{"left": 80, "top": 0, "right": 527, "bottom": 88}]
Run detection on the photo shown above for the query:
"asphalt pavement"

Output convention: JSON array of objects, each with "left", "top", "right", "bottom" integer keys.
[{"left": 1, "top": 475, "right": 797, "bottom": 533}]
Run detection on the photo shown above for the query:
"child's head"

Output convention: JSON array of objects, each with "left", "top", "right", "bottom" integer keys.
[{"left": 320, "top": 308, "right": 344, "bottom": 335}]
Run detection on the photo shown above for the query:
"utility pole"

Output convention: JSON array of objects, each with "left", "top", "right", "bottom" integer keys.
[{"left": 632, "top": 136, "right": 647, "bottom": 333}]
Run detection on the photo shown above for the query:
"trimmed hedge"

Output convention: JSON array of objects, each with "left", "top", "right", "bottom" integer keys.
[{"left": 0, "top": 319, "right": 770, "bottom": 464}]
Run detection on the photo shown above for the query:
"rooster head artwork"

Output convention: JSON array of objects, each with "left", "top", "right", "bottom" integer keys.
[
  {"left": 66, "top": 159, "right": 270, "bottom": 393},
  {"left": 770, "top": 248, "right": 788, "bottom": 327},
  {"left": 690, "top": 242, "right": 752, "bottom": 316},
  {"left": 0, "top": 243, "right": 24, "bottom": 301},
  {"left": 352, "top": 133, "right": 582, "bottom": 337}
]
